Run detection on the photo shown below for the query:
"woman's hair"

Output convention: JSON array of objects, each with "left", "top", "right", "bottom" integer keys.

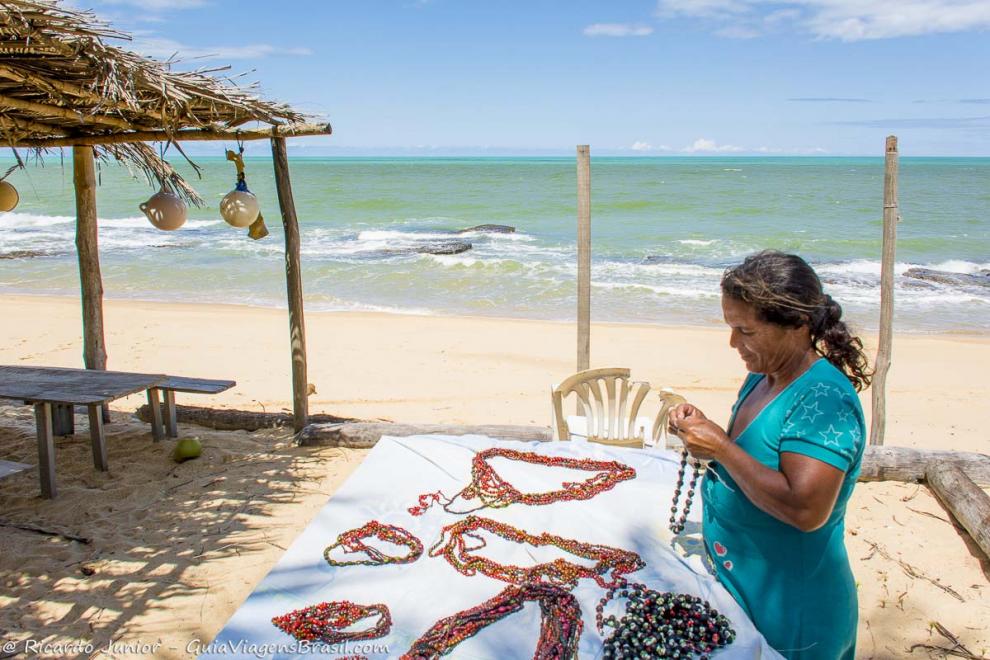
[{"left": 721, "top": 250, "right": 872, "bottom": 391}]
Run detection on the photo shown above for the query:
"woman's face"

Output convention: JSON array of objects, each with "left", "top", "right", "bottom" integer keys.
[{"left": 721, "top": 295, "right": 812, "bottom": 374}]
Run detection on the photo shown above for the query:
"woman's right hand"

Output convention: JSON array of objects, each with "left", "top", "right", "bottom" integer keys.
[{"left": 667, "top": 403, "right": 708, "bottom": 434}]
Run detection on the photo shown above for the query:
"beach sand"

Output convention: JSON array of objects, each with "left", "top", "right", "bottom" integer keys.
[{"left": 0, "top": 293, "right": 987, "bottom": 658}]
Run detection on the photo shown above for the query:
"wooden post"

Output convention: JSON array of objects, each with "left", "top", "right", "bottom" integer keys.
[
  {"left": 272, "top": 137, "right": 309, "bottom": 432},
  {"left": 576, "top": 145, "right": 591, "bottom": 373},
  {"left": 927, "top": 462, "right": 990, "bottom": 560},
  {"left": 34, "top": 402, "right": 55, "bottom": 499},
  {"left": 870, "top": 136, "right": 898, "bottom": 446},
  {"left": 73, "top": 145, "right": 110, "bottom": 423}
]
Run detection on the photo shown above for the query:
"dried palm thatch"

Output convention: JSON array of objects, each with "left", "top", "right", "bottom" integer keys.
[{"left": 0, "top": 0, "right": 325, "bottom": 203}]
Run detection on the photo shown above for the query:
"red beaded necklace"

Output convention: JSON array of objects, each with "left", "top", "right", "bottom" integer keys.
[
  {"left": 402, "top": 583, "right": 583, "bottom": 660},
  {"left": 323, "top": 520, "right": 424, "bottom": 567},
  {"left": 409, "top": 447, "right": 636, "bottom": 515},
  {"left": 430, "top": 515, "right": 644, "bottom": 589},
  {"left": 272, "top": 601, "right": 391, "bottom": 644}
]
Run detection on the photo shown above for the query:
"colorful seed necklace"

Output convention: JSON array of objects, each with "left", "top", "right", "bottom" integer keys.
[
  {"left": 596, "top": 580, "right": 735, "bottom": 659},
  {"left": 323, "top": 520, "right": 423, "bottom": 567},
  {"left": 402, "top": 583, "right": 582, "bottom": 660},
  {"left": 272, "top": 600, "right": 391, "bottom": 644},
  {"left": 409, "top": 447, "right": 636, "bottom": 515},
  {"left": 669, "top": 449, "right": 702, "bottom": 535},
  {"left": 430, "top": 515, "right": 644, "bottom": 589}
]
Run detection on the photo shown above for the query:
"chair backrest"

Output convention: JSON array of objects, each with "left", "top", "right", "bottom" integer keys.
[
  {"left": 551, "top": 368, "right": 651, "bottom": 448},
  {"left": 650, "top": 389, "right": 688, "bottom": 449}
]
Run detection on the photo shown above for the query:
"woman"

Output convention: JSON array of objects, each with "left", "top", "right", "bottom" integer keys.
[{"left": 669, "top": 251, "right": 871, "bottom": 660}]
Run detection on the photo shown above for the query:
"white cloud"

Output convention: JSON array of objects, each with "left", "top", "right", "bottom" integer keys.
[
  {"left": 583, "top": 23, "right": 655, "bottom": 37},
  {"left": 96, "top": 0, "right": 207, "bottom": 8},
  {"left": 632, "top": 141, "right": 654, "bottom": 151},
  {"left": 682, "top": 138, "right": 745, "bottom": 152},
  {"left": 656, "top": 0, "right": 990, "bottom": 40},
  {"left": 131, "top": 36, "right": 312, "bottom": 61}
]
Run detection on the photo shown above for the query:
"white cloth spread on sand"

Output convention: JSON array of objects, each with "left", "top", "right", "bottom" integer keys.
[{"left": 204, "top": 435, "right": 783, "bottom": 659}]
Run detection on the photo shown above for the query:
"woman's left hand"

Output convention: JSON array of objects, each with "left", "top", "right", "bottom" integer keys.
[{"left": 671, "top": 407, "right": 731, "bottom": 461}]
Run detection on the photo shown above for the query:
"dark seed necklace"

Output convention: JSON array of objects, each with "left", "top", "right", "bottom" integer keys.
[
  {"left": 402, "top": 583, "right": 583, "bottom": 659},
  {"left": 596, "top": 579, "right": 735, "bottom": 659},
  {"left": 323, "top": 520, "right": 423, "bottom": 567},
  {"left": 669, "top": 449, "right": 702, "bottom": 535}
]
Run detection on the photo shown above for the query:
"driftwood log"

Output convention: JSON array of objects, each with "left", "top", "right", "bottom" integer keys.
[
  {"left": 297, "top": 422, "right": 553, "bottom": 448},
  {"left": 926, "top": 462, "right": 990, "bottom": 560},
  {"left": 135, "top": 404, "right": 355, "bottom": 432},
  {"left": 859, "top": 447, "right": 990, "bottom": 485}
]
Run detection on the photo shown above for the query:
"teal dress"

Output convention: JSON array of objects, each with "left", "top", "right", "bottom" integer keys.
[{"left": 701, "top": 359, "right": 864, "bottom": 659}]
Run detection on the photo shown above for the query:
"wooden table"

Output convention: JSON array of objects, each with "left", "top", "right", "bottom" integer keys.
[{"left": 0, "top": 365, "right": 168, "bottom": 498}]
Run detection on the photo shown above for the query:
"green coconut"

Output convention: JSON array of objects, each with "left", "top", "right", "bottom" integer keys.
[{"left": 172, "top": 436, "right": 203, "bottom": 462}]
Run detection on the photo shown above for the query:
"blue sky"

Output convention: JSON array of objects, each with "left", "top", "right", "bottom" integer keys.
[{"left": 81, "top": 0, "right": 990, "bottom": 156}]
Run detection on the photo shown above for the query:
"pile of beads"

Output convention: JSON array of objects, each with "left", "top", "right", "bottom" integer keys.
[
  {"left": 272, "top": 601, "right": 391, "bottom": 644},
  {"left": 669, "top": 449, "right": 702, "bottom": 535},
  {"left": 430, "top": 515, "right": 644, "bottom": 589},
  {"left": 596, "top": 580, "right": 735, "bottom": 659},
  {"left": 323, "top": 520, "right": 424, "bottom": 567},
  {"left": 409, "top": 447, "right": 636, "bottom": 515},
  {"left": 402, "top": 583, "right": 582, "bottom": 660}
]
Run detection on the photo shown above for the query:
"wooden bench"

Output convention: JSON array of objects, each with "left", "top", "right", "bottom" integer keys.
[{"left": 156, "top": 376, "right": 236, "bottom": 438}]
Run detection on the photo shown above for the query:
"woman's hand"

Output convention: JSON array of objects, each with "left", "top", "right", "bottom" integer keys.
[{"left": 668, "top": 403, "right": 729, "bottom": 461}]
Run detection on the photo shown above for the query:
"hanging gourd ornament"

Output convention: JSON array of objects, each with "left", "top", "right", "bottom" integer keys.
[
  {"left": 221, "top": 148, "right": 267, "bottom": 238},
  {"left": 0, "top": 179, "right": 18, "bottom": 212},
  {"left": 140, "top": 188, "right": 187, "bottom": 230}
]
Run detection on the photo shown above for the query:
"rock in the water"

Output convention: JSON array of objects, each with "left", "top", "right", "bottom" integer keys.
[
  {"left": 457, "top": 224, "right": 515, "bottom": 234},
  {"left": 418, "top": 240, "right": 472, "bottom": 255},
  {"left": 903, "top": 267, "right": 990, "bottom": 288},
  {"left": 0, "top": 250, "right": 64, "bottom": 259}
]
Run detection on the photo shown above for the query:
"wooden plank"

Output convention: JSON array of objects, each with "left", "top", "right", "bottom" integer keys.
[
  {"left": 163, "top": 389, "right": 178, "bottom": 438},
  {"left": 147, "top": 388, "right": 164, "bottom": 442},
  {"left": 0, "top": 365, "right": 165, "bottom": 402},
  {"left": 34, "top": 402, "right": 55, "bottom": 499},
  {"left": 576, "top": 145, "right": 591, "bottom": 372},
  {"left": 0, "top": 389, "right": 107, "bottom": 406},
  {"left": 136, "top": 404, "right": 354, "bottom": 432},
  {"left": 159, "top": 376, "right": 236, "bottom": 394},
  {"left": 88, "top": 404, "right": 107, "bottom": 471},
  {"left": 15, "top": 122, "right": 334, "bottom": 149},
  {"left": 927, "top": 462, "right": 990, "bottom": 560},
  {"left": 298, "top": 422, "right": 553, "bottom": 448},
  {"left": 272, "top": 136, "right": 309, "bottom": 432},
  {"left": 870, "top": 135, "right": 899, "bottom": 446}
]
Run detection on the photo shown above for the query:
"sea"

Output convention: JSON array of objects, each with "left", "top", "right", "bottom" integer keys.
[{"left": 0, "top": 156, "right": 987, "bottom": 333}]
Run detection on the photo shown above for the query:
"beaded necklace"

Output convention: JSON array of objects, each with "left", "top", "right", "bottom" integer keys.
[
  {"left": 669, "top": 449, "right": 702, "bottom": 534},
  {"left": 402, "top": 583, "right": 582, "bottom": 660},
  {"left": 409, "top": 447, "right": 636, "bottom": 516},
  {"left": 272, "top": 601, "right": 391, "bottom": 644},
  {"left": 596, "top": 580, "right": 735, "bottom": 659},
  {"left": 323, "top": 520, "right": 424, "bottom": 567},
  {"left": 430, "top": 515, "right": 644, "bottom": 589}
]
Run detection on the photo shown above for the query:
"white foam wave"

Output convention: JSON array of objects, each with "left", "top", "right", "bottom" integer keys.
[{"left": 678, "top": 239, "right": 717, "bottom": 246}]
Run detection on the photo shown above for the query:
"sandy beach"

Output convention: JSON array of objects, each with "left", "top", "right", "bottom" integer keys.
[{"left": 1, "top": 293, "right": 988, "bottom": 658}]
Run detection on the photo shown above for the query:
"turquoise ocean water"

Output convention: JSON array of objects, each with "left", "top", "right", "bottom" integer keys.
[{"left": 0, "top": 156, "right": 987, "bottom": 333}]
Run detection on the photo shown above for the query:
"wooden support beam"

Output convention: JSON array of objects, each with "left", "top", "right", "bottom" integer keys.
[
  {"left": 0, "top": 92, "right": 138, "bottom": 131},
  {"left": 11, "top": 122, "right": 333, "bottom": 148},
  {"left": 34, "top": 402, "right": 55, "bottom": 499},
  {"left": 871, "top": 135, "right": 899, "bottom": 446},
  {"left": 73, "top": 145, "right": 108, "bottom": 425},
  {"left": 135, "top": 403, "right": 354, "bottom": 432},
  {"left": 927, "top": 462, "right": 990, "bottom": 560},
  {"left": 272, "top": 136, "right": 309, "bottom": 432},
  {"left": 0, "top": 112, "right": 66, "bottom": 137},
  {"left": 576, "top": 145, "right": 591, "bottom": 372}
]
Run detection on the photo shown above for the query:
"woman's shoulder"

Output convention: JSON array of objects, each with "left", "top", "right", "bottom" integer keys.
[{"left": 793, "top": 358, "right": 860, "bottom": 400}]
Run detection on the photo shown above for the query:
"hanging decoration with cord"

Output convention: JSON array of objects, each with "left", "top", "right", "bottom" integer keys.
[
  {"left": 0, "top": 156, "right": 25, "bottom": 212},
  {"left": 139, "top": 142, "right": 188, "bottom": 230},
  {"left": 222, "top": 136, "right": 267, "bottom": 239}
]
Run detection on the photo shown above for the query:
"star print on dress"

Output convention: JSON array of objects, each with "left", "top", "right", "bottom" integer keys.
[
  {"left": 800, "top": 401, "right": 824, "bottom": 423},
  {"left": 835, "top": 408, "right": 852, "bottom": 423},
  {"left": 819, "top": 425, "right": 844, "bottom": 447},
  {"left": 782, "top": 420, "right": 796, "bottom": 434},
  {"left": 849, "top": 425, "right": 862, "bottom": 445},
  {"left": 809, "top": 382, "right": 833, "bottom": 398}
]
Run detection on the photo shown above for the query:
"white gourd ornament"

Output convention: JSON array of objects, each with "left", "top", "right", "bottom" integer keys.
[
  {"left": 140, "top": 188, "right": 187, "bottom": 230},
  {"left": 220, "top": 179, "right": 260, "bottom": 228},
  {"left": 0, "top": 180, "right": 19, "bottom": 212}
]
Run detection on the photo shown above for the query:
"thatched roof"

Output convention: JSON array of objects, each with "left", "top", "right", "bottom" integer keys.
[{"left": 0, "top": 0, "right": 328, "bottom": 203}]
